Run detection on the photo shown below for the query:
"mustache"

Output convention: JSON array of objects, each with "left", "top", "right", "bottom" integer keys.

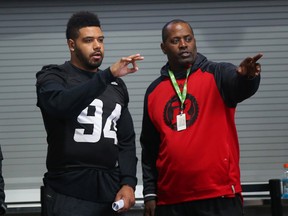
[
  {"left": 90, "top": 51, "right": 103, "bottom": 57},
  {"left": 179, "top": 50, "right": 190, "bottom": 54}
]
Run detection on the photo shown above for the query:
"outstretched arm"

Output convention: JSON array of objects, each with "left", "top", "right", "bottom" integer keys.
[{"left": 212, "top": 53, "right": 263, "bottom": 107}]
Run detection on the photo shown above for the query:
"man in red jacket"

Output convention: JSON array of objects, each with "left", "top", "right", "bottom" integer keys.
[{"left": 140, "top": 19, "right": 262, "bottom": 216}]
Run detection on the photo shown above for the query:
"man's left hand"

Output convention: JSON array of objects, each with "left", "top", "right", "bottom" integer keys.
[
  {"left": 114, "top": 185, "right": 135, "bottom": 213},
  {"left": 237, "top": 53, "right": 263, "bottom": 78}
]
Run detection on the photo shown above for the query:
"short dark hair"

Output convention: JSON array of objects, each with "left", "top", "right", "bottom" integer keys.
[
  {"left": 162, "top": 19, "right": 193, "bottom": 42},
  {"left": 66, "top": 11, "right": 101, "bottom": 40}
]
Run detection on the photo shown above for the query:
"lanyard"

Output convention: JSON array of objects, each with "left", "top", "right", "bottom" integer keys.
[{"left": 168, "top": 68, "right": 191, "bottom": 112}]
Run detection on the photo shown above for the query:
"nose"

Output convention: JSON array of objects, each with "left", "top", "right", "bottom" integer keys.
[
  {"left": 179, "top": 39, "right": 187, "bottom": 48},
  {"left": 93, "top": 40, "right": 101, "bottom": 50}
]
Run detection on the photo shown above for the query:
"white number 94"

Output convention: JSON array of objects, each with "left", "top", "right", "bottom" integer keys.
[{"left": 73, "top": 99, "right": 121, "bottom": 144}]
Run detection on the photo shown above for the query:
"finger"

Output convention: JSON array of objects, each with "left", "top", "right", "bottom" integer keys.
[
  {"left": 128, "top": 53, "right": 142, "bottom": 59},
  {"left": 121, "top": 54, "right": 144, "bottom": 64},
  {"left": 131, "top": 61, "right": 139, "bottom": 70},
  {"left": 252, "top": 53, "right": 263, "bottom": 62},
  {"left": 237, "top": 66, "right": 242, "bottom": 74},
  {"left": 121, "top": 57, "right": 143, "bottom": 65},
  {"left": 121, "top": 57, "right": 132, "bottom": 62},
  {"left": 130, "top": 57, "right": 144, "bottom": 63},
  {"left": 255, "top": 63, "right": 261, "bottom": 76},
  {"left": 255, "top": 63, "right": 261, "bottom": 71},
  {"left": 129, "top": 54, "right": 144, "bottom": 61},
  {"left": 127, "top": 67, "right": 138, "bottom": 74},
  {"left": 134, "top": 57, "right": 144, "bottom": 61}
]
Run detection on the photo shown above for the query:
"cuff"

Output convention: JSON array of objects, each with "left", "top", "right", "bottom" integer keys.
[
  {"left": 120, "top": 176, "right": 137, "bottom": 191},
  {"left": 99, "top": 67, "right": 116, "bottom": 84},
  {"left": 144, "top": 193, "right": 157, "bottom": 203}
]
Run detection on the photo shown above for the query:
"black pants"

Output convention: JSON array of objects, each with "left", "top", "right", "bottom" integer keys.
[
  {"left": 43, "top": 185, "right": 124, "bottom": 216},
  {"left": 155, "top": 195, "right": 244, "bottom": 216}
]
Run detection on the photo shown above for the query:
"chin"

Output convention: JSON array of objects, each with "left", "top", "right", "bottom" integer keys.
[
  {"left": 179, "top": 60, "right": 192, "bottom": 66},
  {"left": 90, "top": 61, "right": 102, "bottom": 68}
]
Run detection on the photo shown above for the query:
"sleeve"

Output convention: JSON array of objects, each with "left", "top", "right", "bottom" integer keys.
[
  {"left": 36, "top": 66, "right": 116, "bottom": 118},
  {"left": 140, "top": 90, "right": 160, "bottom": 202},
  {"left": 0, "top": 160, "right": 5, "bottom": 204},
  {"left": 0, "top": 147, "right": 6, "bottom": 215},
  {"left": 116, "top": 82, "right": 138, "bottom": 189},
  {"left": 213, "top": 62, "right": 261, "bottom": 107},
  {"left": 117, "top": 107, "right": 138, "bottom": 189}
]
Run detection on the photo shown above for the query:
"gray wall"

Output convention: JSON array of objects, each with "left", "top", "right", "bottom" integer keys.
[{"left": 0, "top": 0, "right": 287, "bottom": 201}]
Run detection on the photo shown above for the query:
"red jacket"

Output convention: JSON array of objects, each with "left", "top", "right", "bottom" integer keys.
[{"left": 140, "top": 53, "right": 260, "bottom": 205}]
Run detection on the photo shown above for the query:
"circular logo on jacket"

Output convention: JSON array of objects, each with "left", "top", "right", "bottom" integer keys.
[{"left": 163, "top": 94, "right": 199, "bottom": 130}]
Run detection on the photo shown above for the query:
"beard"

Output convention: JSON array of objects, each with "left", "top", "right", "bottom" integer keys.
[{"left": 74, "top": 46, "right": 103, "bottom": 70}]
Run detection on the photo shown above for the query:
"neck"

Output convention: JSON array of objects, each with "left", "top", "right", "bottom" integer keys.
[
  {"left": 70, "top": 58, "right": 98, "bottom": 73},
  {"left": 169, "top": 64, "right": 191, "bottom": 74}
]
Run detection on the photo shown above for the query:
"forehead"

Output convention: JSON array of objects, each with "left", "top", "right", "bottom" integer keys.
[
  {"left": 78, "top": 26, "right": 103, "bottom": 38},
  {"left": 166, "top": 22, "right": 193, "bottom": 37}
]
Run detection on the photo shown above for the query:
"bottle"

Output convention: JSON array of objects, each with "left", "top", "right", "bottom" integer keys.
[{"left": 282, "top": 163, "right": 288, "bottom": 199}]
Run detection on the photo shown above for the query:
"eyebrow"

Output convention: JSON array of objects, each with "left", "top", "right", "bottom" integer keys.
[
  {"left": 82, "top": 35, "right": 105, "bottom": 39},
  {"left": 171, "top": 34, "right": 192, "bottom": 39}
]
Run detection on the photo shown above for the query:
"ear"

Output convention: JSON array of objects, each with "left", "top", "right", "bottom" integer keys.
[
  {"left": 67, "top": 39, "right": 75, "bottom": 52},
  {"left": 160, "top": 43, "right": 167, "bottom": 55}
]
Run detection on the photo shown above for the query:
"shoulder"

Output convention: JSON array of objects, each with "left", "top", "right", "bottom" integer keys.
[
  {"left": 201, "top": 60, "right": 236, "bottom": 74},
  {"left": 145, "top": 76, "right": 164, "bottom": 97},
  {"left": 195, "top": 53, "right": 236, "bottom": 74},
  {"left": 36, "top": 63, "right": 68, "bottom": 85}
]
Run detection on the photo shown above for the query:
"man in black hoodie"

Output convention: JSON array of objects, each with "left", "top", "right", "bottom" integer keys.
[{"left": 36, "top": 11, "right": 143, "bottom": 216}]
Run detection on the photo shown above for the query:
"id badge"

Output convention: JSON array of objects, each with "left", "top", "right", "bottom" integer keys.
[{"left": 176, "top": 113, "right": 186, "bottom": 131}]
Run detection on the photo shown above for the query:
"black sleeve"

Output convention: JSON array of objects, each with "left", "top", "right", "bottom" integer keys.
[
  {"left": 0, "top": 147, "right": 6, "bottom": 215},
  {"left": 36, "top": 66, "right": 115, "bottom": 118},
  {"left": 212, "top": 62, "right": 261, "bottom": 107},
  {"left": 116, "top": 79, "right": 138, "bottom": 188},
  {"left": 117, "top": 106, "right": 138, "bottom": 189},
  {"left": 140, "top": 89, "right": 160, "bottom": 202}
]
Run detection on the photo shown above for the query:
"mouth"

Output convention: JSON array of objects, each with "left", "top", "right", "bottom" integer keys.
[
  {"left": 91, "top": 52, "right": 102, "bottom": 60},
  {"left": 179, "top": 51, "right": 191, "bottom": 58}
]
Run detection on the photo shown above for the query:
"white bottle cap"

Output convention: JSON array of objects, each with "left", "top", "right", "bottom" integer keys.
[{"left": 112, "top": 199, "right": 124, "bottom": 211}]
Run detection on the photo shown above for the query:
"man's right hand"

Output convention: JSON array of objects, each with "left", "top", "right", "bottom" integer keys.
[
  {"left": 143, "top": 200, "right": 156, "bottom": 216},
  {"left": 110, "top": 54, "right": 144, "bottom": 77}
]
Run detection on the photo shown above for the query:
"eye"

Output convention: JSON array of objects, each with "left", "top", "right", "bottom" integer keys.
[
  {"left": 185, "top": 36, "right": 192, "bottom": 42},
  {"left": 98, "top": 37, "right": 104, "bottom": 43},
  {"left": 84, "top": 38, "right": 93, "bottom": 43},
  {"left": 171, "top": 38, "right": 180, "bottom": 44}
]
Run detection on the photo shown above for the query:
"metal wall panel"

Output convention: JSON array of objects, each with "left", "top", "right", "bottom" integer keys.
[{"left": 0, "top": 0, "right": 287, "bottom": 201}]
